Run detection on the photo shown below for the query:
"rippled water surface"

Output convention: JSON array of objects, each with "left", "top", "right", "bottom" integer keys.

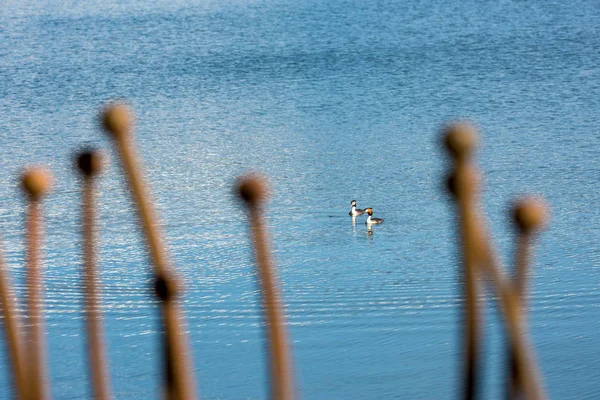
[{"left": 1, "top": 0, "right": 599, "bottom": 398}]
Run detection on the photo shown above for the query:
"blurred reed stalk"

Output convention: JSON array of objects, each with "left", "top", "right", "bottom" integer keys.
[
  {"left": 22, "top": 168, "right": 53, "bottom": 400},
  {"left": 443, "top": 123, "right": 483, "bottom": 400},
  {"left": 102, "top": 104, "right": 197, "bottom": 400},
  {"left": 508, "top": 199, "right": 547, "bottom": 400},
  {"left": 77, "top": 150, "right": 113, "bottom": 400},
  {"left": 477, "top": 229, "right": 546, "bottom": 400},
  {"left": 443, "top": 124, "right": 547, "bottom": 400},
  {"left": 0, "top": 245, "right": 27, "bottom": 399},
  {"left": 238, "top": 175, "right": 295, "bottom": 400}
]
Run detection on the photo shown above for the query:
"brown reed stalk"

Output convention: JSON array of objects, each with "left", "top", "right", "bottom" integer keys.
[
  {"left": 444, "top": 124, "right": 547, "bottom": 400},
  {"left": 0, "top": 245, "right": 27, "bottom": 399},
  {"left": 238, "top": 175, "right": 294, "bottom": 400},
  {"left": 444, "top": 123, "right": 483, "bottom": 400},
  {"left": 507, "top": 199, "right": 547, "bottom": 400},
  {"left": 101, "top": 104, "right": 197, "bottom": 400},
  {"left": 478, "top": 235, "right": 546, "bottom": 400},
  {"left": 77, "top": 150, "right": 113, "bottom": 400},
  {"left": 22, "top": 167, "right": 53, "bottom": 400}
]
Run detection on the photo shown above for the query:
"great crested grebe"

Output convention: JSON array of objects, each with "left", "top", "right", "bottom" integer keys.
[
  {"left": 349, "top": 200, "right": 365, "bottom": 216},
  {"left": 364, "top": 208, "right": 384, "bottom": 224}
]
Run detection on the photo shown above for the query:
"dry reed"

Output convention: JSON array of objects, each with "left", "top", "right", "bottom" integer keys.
[
  {"left": 22, "top": 167, "right": 53, "bottom": 400},
  {"left": 444, "top": 123, "right": 483, "bottom": 400},
  {"left": 508, "top": 198, "right": 548, "bottom": 400},
  {"left": 102, "top": 104, "right": 198, "bottom": 400},
  {"left": 238, "top": 175, "right": 295, "bottom": 400},
  {"left": 77, "top": 150, "right": 113, "bottom": 400},
  {"left": 0, "top": 244, "right": 26, "bottom": 399},
  {"left": 444, "top": 123, "right": 548, "bottom": 400}
]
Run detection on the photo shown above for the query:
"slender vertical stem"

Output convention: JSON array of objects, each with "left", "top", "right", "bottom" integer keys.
[
  {"left": 507, "top": 199, "right": 546, "bottom": 400},
  {"left": 159, "top": 295, "right": 193, "bottom": 400},
  {"left": 478, "top": 242, "right": 545, "bottom": 400},
  {"left": 455, "top": 163, "right": 482, "bottom": 400},
  {"left": 102, "top": 104, "right": 197, "bottom": 400},
  {"left": 444, "top": 124, "right": 482, "bottom": 400},
  {"left": 238, "top": 176, "right": 294, "bottom": 400},
  {"left": 467, "top": 197, "right": 547, "bottom": 400},
  {"left": 25, "top": 199, "right": 50, "bottom": 400},
  {"left": 507, "top": 232, "right": 530, "bottom": 400},
  {"left": 444, "top": 124, "right": 546, "bottom": 400},
  {"left": 0, "top": 246, "right": 27, "bottom": 399},
  {"left": 79, "top": 151, "right": 112, "bottom": 400},
  {"left": 21, "top": 168, "right": 52, "bottom": 400}
]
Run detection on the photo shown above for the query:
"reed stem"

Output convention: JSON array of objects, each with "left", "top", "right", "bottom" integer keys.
[
  {"left": 78, "top": 151, "right": 113, "bottom": 400},
  {"left": 22, "top": 168, "right": 52, "bottom": 400},
  {"left": 444, "top": 124, "right": 482, "bottom": 400},
  {"left": 507, "top": 199, "right": 547, "bottom": 400},
  {"left": 0, "top": 245, "right": 27, "bottom": 399},
  {"left": 238, "top": 175, "right": 294, "bottom": 400},
  {"left": 478, "top": 238, "right": 546, "bottom": 400},
  {"left": 455, "top": 163, "right": 482, "bottom": 400},
  {"left": 444, "top": 124, "right": 547, "bottom": 400},
  {"left": 101, "top": 104, "right": 197, "bottom": 400},
  {"left": 461, "top": 187, "right": 547, "bottom": 400}
]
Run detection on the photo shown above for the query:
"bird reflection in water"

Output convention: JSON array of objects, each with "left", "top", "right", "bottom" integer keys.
[{"left": 350, "top": 216, "right": 376, "bottom": 238}]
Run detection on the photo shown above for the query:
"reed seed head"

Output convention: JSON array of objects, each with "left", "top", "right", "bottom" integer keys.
[
  {"left": 21, "top": 167, "right": 53, "bottom": 199},
  {"left": 237, "top": 174, "right": 268, "bottom": 205},
  {"left": 102, "top": 103, "right": 132, "bottom": 139},
  {"left": 513, "top": 197, "right": 548, "bottom": 233},
  {"left": 154, "top": 274, "right": 180, "bottom": 301},
  {"left": 76, "top": 149, "right": 104, "bottom": 177},
  {"left": 443, "top": 122, "right": 478, "bottom": 160}
]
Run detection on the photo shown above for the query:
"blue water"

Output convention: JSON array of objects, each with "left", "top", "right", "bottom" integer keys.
[{"left": 1, "top": 0, "right": 599, "bottom": 398}]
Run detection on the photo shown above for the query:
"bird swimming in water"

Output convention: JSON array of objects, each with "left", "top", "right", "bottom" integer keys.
[
  {"left": 364, "top": 208, "right": 384, "bottom": 224},
  {"left": 349, "top": 200, "right": 365, "bottom": 216}
]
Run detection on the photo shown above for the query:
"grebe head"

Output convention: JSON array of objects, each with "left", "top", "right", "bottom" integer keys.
[
  {"left": 365, "top": 208, "right": 373, "bottom": 215},
  {"left": 350, "top": 200, "right": 356, "bottom": 206}
]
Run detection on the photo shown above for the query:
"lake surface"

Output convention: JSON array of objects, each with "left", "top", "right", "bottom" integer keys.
[{"left": 1, "top": 0, "right": 599, "bottom": 398}]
